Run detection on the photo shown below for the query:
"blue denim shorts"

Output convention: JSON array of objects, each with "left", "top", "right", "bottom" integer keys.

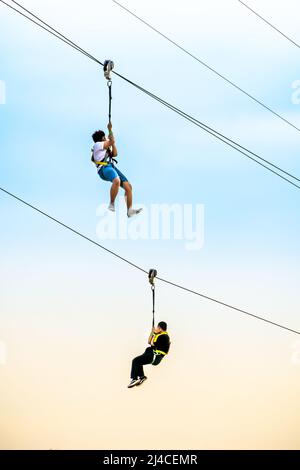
[{"left": 98, "top": 164, "right": 128, "bottom": 186}]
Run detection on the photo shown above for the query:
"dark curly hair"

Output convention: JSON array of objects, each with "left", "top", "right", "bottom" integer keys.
[{"left": 92, "top": 130, "right": 105, "bottom": 143}]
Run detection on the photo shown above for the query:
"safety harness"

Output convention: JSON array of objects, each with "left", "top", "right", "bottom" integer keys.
[
  {"left": 152, "top": 331, "right": 170, "bottom": 356},
  {"left": 91, "top": 146, "right": 116, "bottom": 170}
]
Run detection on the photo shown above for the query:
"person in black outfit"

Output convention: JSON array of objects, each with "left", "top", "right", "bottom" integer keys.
[{"left": 128, "top": 321, "right": 170, "bottom": 388}]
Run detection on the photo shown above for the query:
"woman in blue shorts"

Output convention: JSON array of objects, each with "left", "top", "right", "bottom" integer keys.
[{"left": 92, "top": 122, "right": 142, "bottom": 217}]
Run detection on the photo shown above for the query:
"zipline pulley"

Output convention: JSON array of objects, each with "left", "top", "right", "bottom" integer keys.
[
  {"left": 148, "top": 269, "right": 157, "bottom": 286},
  {"left": 103, "top": 59, "right": 114, "bottom": 82}
]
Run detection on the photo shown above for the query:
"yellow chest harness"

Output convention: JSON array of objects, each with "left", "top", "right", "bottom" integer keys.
[{"left": 152, "top": 331, "right": 169, "bottom": 356}]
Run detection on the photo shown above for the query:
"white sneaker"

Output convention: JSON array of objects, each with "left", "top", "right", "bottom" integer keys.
[
  {"left": 108, "top": 203, "right": 115, "bottom": 212},
  {"left": 136, "top": 376, "right": 147, "bottom": 387},
  {"left": 127, "top": 208, "right": 143, "bottom": 218},
  {"left": 127, "top": 378, "right": 140, "bottom": 388}
]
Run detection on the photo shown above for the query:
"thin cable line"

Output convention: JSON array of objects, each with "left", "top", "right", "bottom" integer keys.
[
  {"left": 0, "top": 187, "right": 147, "bottom": 274},
  {"left": 120, "top": 80, "right": 300, "bottom": 189},
  {"left": 238, "top": 0, "right": 300, "bottom": 50},
  {"left": 1, "top": 0, "right": 102, "bottom": 64},
  {"left": 157, "top": 276, "right": 300, "bottom": 336},
  {"left": 6, "top": 0, "right": 300, "bottom": 187},
  {"left": 112, "top": 0, "right": 300, "bottom": 133},
  {"left": 1, "top": 0, "right": 300, "bottom": 190},
  {"left": 1, "top": 185, "right": 299, "bottom": 336},
  {"left": 10, "top": 0, "right": 103, "bottom": 64}
]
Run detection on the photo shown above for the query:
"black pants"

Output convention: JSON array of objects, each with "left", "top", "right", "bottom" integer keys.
[
  {"left": 131, "top": 347, "right": 164, "bottom": 379},
  {"left": 131, "top": 347, "right": 154, "bottom": 379}
]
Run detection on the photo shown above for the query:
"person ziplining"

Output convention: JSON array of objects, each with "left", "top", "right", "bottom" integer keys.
[
  {"left": 128, "top": 321, "right": 171, "bottom": 388},
  {"left": 128, "top": 270, "right": 171, "bottom": 388},
  {"left": 91, "top": 60, "right": 142, "bottom": 217}
]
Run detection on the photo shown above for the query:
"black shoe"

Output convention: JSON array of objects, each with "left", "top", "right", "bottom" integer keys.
[{"left": 136, "top": 376, "right": 148, "bottom": 386}]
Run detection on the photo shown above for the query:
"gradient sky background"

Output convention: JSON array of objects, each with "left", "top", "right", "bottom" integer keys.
[{"left": 1, "top": 0, "right": 300, "bottom": 449}]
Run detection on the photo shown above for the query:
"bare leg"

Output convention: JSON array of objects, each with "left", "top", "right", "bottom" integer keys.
[
  {"left": 110, "top": 177, "right": 120, "bottom": 205},
  {"left": 123, "top": 181, "right": 142, "bottom": 217},
  {"left": 123, "top": 182, "right": 133, "bottom": 211}
]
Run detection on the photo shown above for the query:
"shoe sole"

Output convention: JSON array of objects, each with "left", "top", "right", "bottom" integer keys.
[
  {"left": 127, "top": 381, "right": 139, "bottom": 388},
  {"left": 127, "top": 209, "right": 143, "bottom": 218},
  {"left": 136, "top": 378, "right": 147, "bottom": 386}
]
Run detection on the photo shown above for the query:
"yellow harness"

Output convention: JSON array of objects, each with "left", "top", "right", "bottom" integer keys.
[
  {"left": 152, "top": 331, "right": 169, "bottom": 356},
  {"left": 91, "top": 146, "right": 111, "bottom": 169}
]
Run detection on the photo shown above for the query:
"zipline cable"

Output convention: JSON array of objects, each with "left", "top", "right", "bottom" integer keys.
[
  {"left": 1, "top": 185, "right": 300, "bottom": 337},
  {"left": 7, "top": 0, "right": 300, "bottom": 185},
  {"left": 9, "top": 0, "right": 102, "bottom": 64},
  {"left": 156, "top": 275, "right": 300, "bottom": 336},
  {"left": 238, "top": 0, "right": 300, "bottom": 51},
  {"left": 0, "top": 0, "right": 98, "bottom": 63},
  {"left": 1, "top": 0, "right": 300, "bottom": 190},
  {"left": 118, "top": 80, "right": 300, "bottom": 190},
  {"left": 112, "top": 0, "right": 300, "bottom": 134},
  {"left": 0, "top": 186, "right": 147, "bottom": 275}
]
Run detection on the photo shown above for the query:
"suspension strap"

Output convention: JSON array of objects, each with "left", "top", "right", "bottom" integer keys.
[
  {"left": 108, "top": 81, "right": 112, "bottom": 123},
  {"left": 103, "top": 59, "right": 114, "bottom": 123},
  {"left": 151, "top": 284, "right": 155, "bottom": 328},
  {"left": 148, "top": 269, "right": 157, "bottom": 328}
]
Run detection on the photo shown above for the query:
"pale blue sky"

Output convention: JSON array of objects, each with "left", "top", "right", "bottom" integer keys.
[
  {"left": 1, "top": 0, "right": 300, "bottom": 449},
  {"left": 1, "top": 0, "right": 300, "bottom": 293}
]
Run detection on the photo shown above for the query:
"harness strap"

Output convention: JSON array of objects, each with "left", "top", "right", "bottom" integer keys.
[
  {"left": 153, "top": 349, "right": 167, "bottom": 356},
  {"left": 152, "top": 331, "right": 169, "bottom": 357},
  {"left": 108, "top": 81, "right": 112, "bottom": 124},
  {"left": 151, "top": 285, "right": 155, "bottom": 328},
  {"left": 148, "top": 269, "right": 157, "bottom": 328},
  {"left": 91, "top": 147, "right": 117, "bottom": 170},
  {"left": 103, "top": 60, "right": 114, "bottom": 124}
]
